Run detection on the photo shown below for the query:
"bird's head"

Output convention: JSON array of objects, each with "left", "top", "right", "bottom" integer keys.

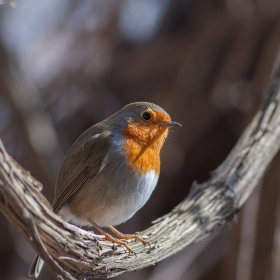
[{"left": 110, "top": 102, "right": 181, "bottom": 147}]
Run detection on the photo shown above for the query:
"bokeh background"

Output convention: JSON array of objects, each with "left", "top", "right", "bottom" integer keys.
[{"left": 1, "top": 0, "right": 280, "bottom": 279}]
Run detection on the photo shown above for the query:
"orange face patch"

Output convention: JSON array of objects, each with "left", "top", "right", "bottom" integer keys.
[
  {"left": 140, "top": 109, "right": 171, "bottom": 124},
  {"left": 122, "top": 110, "right": 170, "bottom": 175}
]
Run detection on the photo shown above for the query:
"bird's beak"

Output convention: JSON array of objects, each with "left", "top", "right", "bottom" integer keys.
[{"left": 158, "top": 121, "right": 182, "bottom": 127}]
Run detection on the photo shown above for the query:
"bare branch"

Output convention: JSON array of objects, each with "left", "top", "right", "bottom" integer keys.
[{"left": 0, "top": 66, "right": 280, "bottom": 279}]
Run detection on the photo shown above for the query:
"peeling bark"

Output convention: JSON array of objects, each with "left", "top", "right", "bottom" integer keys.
[{"left": 0, "top": 66, "right": 280, "bottom": 279}]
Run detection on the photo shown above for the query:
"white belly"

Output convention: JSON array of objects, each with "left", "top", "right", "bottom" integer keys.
[
  {"left": 93, "top": 169, "right": 159, "bottom": 227},
  {"left": 59, "top": 169, "right": 159, "bottom": 227}
]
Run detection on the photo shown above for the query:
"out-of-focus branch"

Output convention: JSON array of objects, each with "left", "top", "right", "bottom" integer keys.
[
  {"left": 0, "top": 0, "right": 16, "bottom": 7},
  {"left": 0, "top": 65, "right": 280, "bottom": 279}
]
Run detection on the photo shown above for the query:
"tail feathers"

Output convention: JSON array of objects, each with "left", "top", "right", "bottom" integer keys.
[{"left": 29, "top": 255, "right": 44, "bottom": 278}]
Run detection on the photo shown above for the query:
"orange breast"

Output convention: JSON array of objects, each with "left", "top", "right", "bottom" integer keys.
[{"left": 122, "top": 122, "right": 169, "bottom": 175}]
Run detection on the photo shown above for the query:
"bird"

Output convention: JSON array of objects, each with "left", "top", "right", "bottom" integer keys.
[{"left": 29, "top": 101, "right": 181, "bottom": 278}]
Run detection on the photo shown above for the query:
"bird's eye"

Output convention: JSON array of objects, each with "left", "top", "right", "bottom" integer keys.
[{"left": 141, "top": 112, "right": 151, "bottom": 120}]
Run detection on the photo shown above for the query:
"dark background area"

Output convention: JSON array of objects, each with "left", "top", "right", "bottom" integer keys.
[{"left": 1, "top": 0, "right": 280, "bottom": 279}]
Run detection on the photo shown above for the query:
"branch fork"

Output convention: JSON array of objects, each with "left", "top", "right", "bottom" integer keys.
[{"left": 1, "top": 66, "right": 280, "bottom": 279}]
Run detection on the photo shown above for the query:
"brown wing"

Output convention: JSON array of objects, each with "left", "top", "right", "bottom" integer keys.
[{"left": 52, "top": 130, "right": 113, "bottom": 213}]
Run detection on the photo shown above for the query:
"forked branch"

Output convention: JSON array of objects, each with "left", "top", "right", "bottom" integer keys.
[{"left": 1, "top": 65, "right": 280, "bottom": 279}]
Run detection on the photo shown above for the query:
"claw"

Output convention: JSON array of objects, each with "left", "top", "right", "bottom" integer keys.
[
  {"left": 108, "top": 226, "right": 148, "bottom": 246},
  {"left": 103, "top": 233, "right": 135, "bottom": 254},
  {"left": 89, "top": 219, "right": 137, "bottom": 254}
]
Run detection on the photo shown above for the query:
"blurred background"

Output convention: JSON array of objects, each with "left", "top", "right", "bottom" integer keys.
[{"left": 0, "top": 0, "right": 280, "bottom": 279}]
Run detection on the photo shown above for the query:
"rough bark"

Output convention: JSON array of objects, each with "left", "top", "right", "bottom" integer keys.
[{"left": 0, "top": 65, "right": 280, "bottom": 279}]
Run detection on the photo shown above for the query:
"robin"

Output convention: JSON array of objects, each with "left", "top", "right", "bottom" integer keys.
[{"left": 29, "top": 102, "right": 181, "bottom": 277}]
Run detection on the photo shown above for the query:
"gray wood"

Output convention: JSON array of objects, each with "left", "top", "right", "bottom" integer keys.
[{"left": 0, "top": 66, "right": 280, "bottom": 279}]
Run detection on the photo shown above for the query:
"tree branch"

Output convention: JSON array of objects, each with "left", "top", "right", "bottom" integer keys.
[{"left": 1, "top": 65, "right": 280, "bottom": 279}]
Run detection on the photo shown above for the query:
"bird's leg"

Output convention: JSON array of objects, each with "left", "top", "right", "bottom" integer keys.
[
  {"left": 88, "top": 219, "right": 134, "bottom": 254},
  {"left": 108, "top": 226, "right": 148, "bottom": 246}
]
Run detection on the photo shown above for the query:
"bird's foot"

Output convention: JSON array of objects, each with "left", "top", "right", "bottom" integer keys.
[
  {"left": 108, "top": 226, "right": 148, "bottom": 246},
  {"left": 103, "top": 232, "right": 135, "bottom": 254},
  {"left": 88, "top": 219, "right": 135, "bottom": 254}
]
